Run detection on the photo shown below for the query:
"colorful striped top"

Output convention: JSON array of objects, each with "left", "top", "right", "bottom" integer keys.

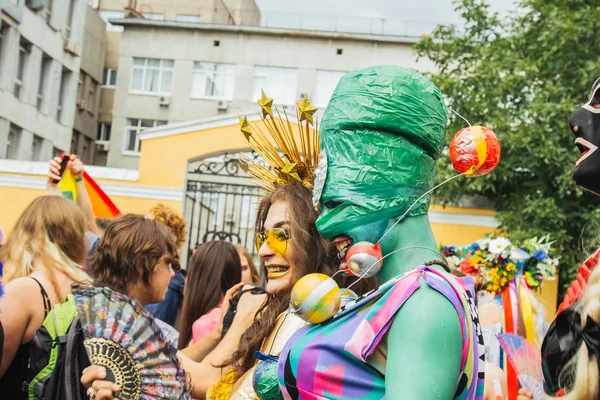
[{"left": 278, "top": 266, "right": 485, "bottom": 400}]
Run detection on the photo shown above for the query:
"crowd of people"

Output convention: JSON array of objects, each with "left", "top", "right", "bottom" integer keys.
[{"left": 0, "top": 67, "right": 598, "bottom": 400}]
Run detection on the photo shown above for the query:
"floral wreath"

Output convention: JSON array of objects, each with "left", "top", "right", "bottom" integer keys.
[{"left": 441, "top": 236, "right": 558, "bottom": 295}]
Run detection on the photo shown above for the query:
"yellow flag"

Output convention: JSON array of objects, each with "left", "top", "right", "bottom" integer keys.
[{"left": 57, "top": 169, "right": 78, "bottom": 202}]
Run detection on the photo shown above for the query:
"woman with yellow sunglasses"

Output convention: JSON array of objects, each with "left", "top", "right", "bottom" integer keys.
[
  {"left": 79, "top": 95, "right": 375, "bottom": 400},
  {"left": 205, "top": 95, "right": 377, "bottom": 399}
]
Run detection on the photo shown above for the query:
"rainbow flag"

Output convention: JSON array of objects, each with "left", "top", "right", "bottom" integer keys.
[{"left": 58, "top": 170, "right": 120, "bottom": 218}]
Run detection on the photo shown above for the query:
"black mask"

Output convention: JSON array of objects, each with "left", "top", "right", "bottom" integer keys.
[{"left": 570, "top": 78, "right": 600, "bottom": 196}]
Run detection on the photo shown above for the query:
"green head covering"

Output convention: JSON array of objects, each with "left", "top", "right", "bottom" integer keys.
[{"left": 315, "top": 65, "right": 448, "bottom": 239}]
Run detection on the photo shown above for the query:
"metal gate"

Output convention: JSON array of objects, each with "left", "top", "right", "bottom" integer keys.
[{"left": 185, "top": 153, "right": 262, "bottom": 264}]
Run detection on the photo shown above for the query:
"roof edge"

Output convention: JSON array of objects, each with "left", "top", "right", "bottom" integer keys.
[{"left": 110, "top": 19, "right": 421, "bottom": 44}]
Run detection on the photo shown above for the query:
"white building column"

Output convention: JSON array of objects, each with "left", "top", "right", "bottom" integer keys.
[
  {"left": 23, "top": 45, "right": 42, "bottom": 107},
  {"left": 40, "top": 138, "right": 53, "bottom": 161},
  {"left": 0, "top": 25, "right": 19, "bottom": 92},
  {"left": 0, "top": 117, "right": 9, "bottom": 158},
  {"left": 14, "top": 128, "right": 33, "bottom": 161}
]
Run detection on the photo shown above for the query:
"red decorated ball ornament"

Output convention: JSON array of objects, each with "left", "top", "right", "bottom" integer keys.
[
  {"left": 345, "top": 242, "right": 383, "bottom": 278},
  {"left": 450, "top": 126, "right": 501, "bottom": 177}
]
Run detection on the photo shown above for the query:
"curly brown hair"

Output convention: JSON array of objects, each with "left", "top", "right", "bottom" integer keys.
[
  {"left": 148, "top": 203, "right": 187, "bottom": 249},
  {"left": 89, "top": 214, "right": 180, "bottom": 294},
  {"left": 227, "top": 182, "right": 376, "bottom": 374}
]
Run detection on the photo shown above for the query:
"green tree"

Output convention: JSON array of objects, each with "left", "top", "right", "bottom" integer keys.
[{"left": 415, "top": 0, "right": 600, "bottom": 295}]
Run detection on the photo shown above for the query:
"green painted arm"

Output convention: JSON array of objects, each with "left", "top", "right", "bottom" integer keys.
[{"left": 385, "top": 280, "right": 463, "bottom": 400}]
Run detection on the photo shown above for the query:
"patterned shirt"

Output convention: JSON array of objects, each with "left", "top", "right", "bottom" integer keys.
[{"left": 278, "top": 266, "right": 485, "bottom": 400}]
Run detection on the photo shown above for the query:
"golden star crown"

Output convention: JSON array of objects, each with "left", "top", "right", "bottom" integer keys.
[{"left": 239, "top": 90, "right": 320, "bottom": 193}]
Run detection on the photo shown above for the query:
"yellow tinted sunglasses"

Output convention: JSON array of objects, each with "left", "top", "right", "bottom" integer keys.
[{"left": 255, "top": 228, "right": 290, "bottom": 254}]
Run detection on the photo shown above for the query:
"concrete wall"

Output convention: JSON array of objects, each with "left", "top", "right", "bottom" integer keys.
[
  {"left": 105, "top": 23, "right": 432, "bottom": 169},
  {"left": 99, "top": 0, "right": 233, "bottom": 23},
  {"left": 73, "top": 5, "right": 106, "bottom": 164},
  {"left": 81, "top": 5, "right": 106, "bottom": 82},
  {"left": 0, "top": 2, "right": 87, "bottom": 161},
  {"left": 98, "top": 31, "right": 119, "bottom": 125},
  {"left": 0, "top": 0, "right": 24, "bottom": 23}
]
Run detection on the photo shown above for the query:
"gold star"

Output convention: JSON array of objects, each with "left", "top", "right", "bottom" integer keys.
[
  {"left": 257, "top": 90, "right": 274, "bottom": 118},
  {"left": 239, "top": 116, "right": 252, "bottom": 141},
  {"left": 296, "top": 95, "right": 318, "bottom": 125},
  {"left": 281, "top": 162, "right": 301, "bottom": 182}
]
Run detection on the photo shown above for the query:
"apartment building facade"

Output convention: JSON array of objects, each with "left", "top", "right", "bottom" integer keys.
[
  {"left": 94, "top": 0, "right": 260, "bottom": 165},
  {"left": 104, "top": 19, "right": 431, "bottom": 169},
  {"left": 0, "top": 0, "right": 104, "bottom": 163}
]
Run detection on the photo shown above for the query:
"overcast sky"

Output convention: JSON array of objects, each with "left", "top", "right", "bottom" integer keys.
[{"left": 255, "top": 0, "right": 518, "bottom": 37}]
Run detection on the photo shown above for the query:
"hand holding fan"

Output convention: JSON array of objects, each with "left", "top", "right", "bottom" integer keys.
[
  {"left": 497, "top": 333, "right": 544, "bottom": 400},
  {"left": 72, "top": 284, "right": 190, "bottom": 400}
]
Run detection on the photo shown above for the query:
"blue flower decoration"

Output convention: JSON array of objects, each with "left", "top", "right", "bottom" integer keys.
[
  {"left": 471, "top": 243, "right": 481, "bottom": 252},
  {"left": 533, "top": 250, "right": 548, "bottom": 261}
]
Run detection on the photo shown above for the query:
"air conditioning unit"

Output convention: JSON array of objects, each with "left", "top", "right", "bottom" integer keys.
[
  {"left": 96, "top": 141, "right": 110, "bottom": 152},
  {"left": 216, "top": 100, "right": 229, "bottom": 111},
  {"left": 78, "top": 100, "right": 86, "bottom": 111},
  {"left": 224, "top": 212, "right": 234, "bottom": 223},
  {"left": 26, "top": 0, "right": 47, "bottom": 11},
  {"left": 159, "top": 95, "right": 171, "bottom": 107},
  {"left": 63, "top": 39, "right": 81, "bottom": 56}
]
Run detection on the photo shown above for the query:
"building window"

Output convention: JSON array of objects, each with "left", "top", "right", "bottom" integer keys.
[
  {"left": 124, "top": 119, "right": 167, "bottom": 153},
  {"left": 313, "top": 70, "right": 346, "bottom": 106},
  {"left": 252, "top": 66, "right": 298, "bottom": 105},
  {"left": 175, "top": 15, "right": 201, "bottom": 23},
  {"left": 46, "top": 0, "right": 54, "bottom": 23},
  {"left": 130, "top": 58, "right": 174, "bottom": 95},
  {"left": 31, "top": 134, "right": 43, "bottom": 161},
  {"left": 191, "top": 62, "right": 235, "bottom": 100},
  {"left": 0, "top": 25, "right": 9, "bottom": 68},
  {"left": 57, "top": 68, "right": 71, "bottom": 121},
  {"left": 102, "top": 68, "right": 117, "bottom": 87},
  {"left": 52, "top": 146, "right": 62, "bottom": 158},
  {"left": 71, "top": 130, "right": 80, "bottom": 155},
  {"left": 14, "top": 39, "right": 32, "bottom": 98},
  {"left": 97, "top": 123, "right": 111, "bottom": 141},
  {"left": 77, "top": 71, "right": 85, "bottom": 106},
  {"left": 6, "top": 124, "right": 21, "bottom": 159},
  {"left": 65, "top": 0, "right": 76, "bottom": 38},
  {"left": 37, "top": 54, "right": 52, "bottom": 110},
  {"left": 82, "top": 136, "right": 92, "bottom": 164},
  {"left": 143, "top": 13, "right": 164, "bottom": 21},
  {"left": 99, "top": 11, "right": 125, "bottom": 32},
  {"left": 87, "top": 79, "right": 97, "bottom": 114}
]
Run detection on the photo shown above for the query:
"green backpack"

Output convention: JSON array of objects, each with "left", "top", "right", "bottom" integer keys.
[{"left": 26, "top": 294, "right": 89, "bottom": 400}]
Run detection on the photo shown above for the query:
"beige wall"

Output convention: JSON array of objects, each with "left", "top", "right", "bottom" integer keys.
[
  {"left": 99, "top": 0, "right": 239, "bottom": 23},
  {"left": 98, "top": 32, "right": 120, "bottom": 125},
  {"left": 222, "top": 0, "right": 260, "bottom": 25},
  {"left": 81, "top": 6, "right": 107, "bottom": 82}
]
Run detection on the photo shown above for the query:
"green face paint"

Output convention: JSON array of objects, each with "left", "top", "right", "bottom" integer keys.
[{"left": 315, "top": 66, "right": 448, "bottom": 239}]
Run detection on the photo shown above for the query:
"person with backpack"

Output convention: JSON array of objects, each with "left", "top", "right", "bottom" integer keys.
[{"left": 0, "top": 196, "right": 91, "bottom": 399}]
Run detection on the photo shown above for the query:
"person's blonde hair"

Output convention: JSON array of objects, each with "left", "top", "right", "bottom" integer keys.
[
  {"left": 235, "top": 244, "right": 261, "bottom": 285},
  {"left": 554, "top": 266, "right": 600, "bottom": 400},
  {"left": 0, "top": 196, "right": 90, "bottom": 285},
  {"left": 148, "top": 203, "right": 187, "bottom": 249}
]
